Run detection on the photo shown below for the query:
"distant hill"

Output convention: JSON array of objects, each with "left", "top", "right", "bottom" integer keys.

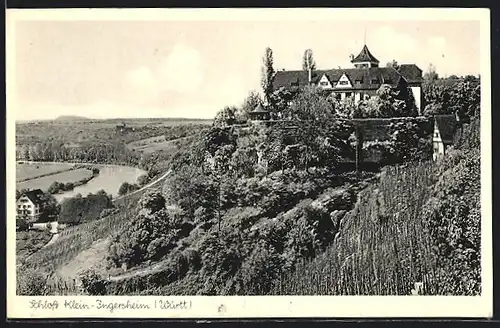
[{"left": 54, "top": 115, "right": 92, "bottom": 122}]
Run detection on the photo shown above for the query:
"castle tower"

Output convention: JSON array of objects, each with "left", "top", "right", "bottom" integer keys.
[{"left": 351, "top": 45, "right": 379, "bottom": 68}]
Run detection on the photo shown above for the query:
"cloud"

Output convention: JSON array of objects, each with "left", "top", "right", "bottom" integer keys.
[
  {"left": 428, "top": 36, "right": 446, "bottom": 50},
  {"left": 157, "top": 44, "right": 204, "bottom": 94},
  {"left": 372, "top": 26, "right": 417, "bottom": 52},
  {"left": 123, "top": 43, "right": 205, "bottom": 106}
]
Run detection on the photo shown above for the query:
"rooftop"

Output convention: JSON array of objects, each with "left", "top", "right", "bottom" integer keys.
[{"left": 352, "top": 45, "right": 379, "bottom": 63}]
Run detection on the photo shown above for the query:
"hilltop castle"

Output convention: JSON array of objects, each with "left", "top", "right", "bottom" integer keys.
[{"left": 273, "top": 44, "right": 424, "bottom": 113}]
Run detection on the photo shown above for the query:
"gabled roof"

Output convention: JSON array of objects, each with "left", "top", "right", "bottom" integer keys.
[
  {"left": 397, "top": 64, "right": 424, "bottom": 84},
  {"left": 252, "top": 103, "right": 269, "bottom": 113},
  {"left": 19, "top": 189, "right": 45, "bottom": 205},
  {"left": 273, "top": 66, "right": 423, "bottom": 91},
  {"left": 352, "top": 45, "right": 379, "bottom": 63},
  {"left": 434, "top": 114, "right": 458, "bottom": 144}
]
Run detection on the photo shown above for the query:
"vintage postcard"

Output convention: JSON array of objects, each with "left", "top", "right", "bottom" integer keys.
[{"left": 6, "top": 8, "right": 492, "bottom": 319}]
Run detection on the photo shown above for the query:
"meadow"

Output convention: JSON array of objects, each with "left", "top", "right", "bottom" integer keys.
[
  {"left": 17, "top": 168, "right": 93, "bottom": 192},
  {"left": 16, "top": 118, "right": 212, "bottom": 147},
  {"left": 127, "top": 135, "right": 195, "bottom": 154},
  {"left": 16, "top": 162, "right": 75, "bottom": 182}
]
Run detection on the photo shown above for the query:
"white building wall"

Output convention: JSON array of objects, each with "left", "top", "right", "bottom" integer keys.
[
  {"left": 354, "top": 92, "right": 361, "bottom": 103},
  {"left": 411, "top": 86, "right": 422, "bottom": 114}
]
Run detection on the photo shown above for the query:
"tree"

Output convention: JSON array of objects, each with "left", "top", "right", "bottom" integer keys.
[
  {"left": 261, "top": 47, "right": 275, "bottom": 106},
  {"left": 79, "top": 269, "right": 108, "bottom": 295},
  {"left": 302, "top": 49, "right": 316, "bottom": 71},
  {"left": 137, "top": 174, "right": 150, "bottom": 187},
  {"left": 270, "top": 87, "right": 294, "bottom": 119},
  {"left": 138, "top": 190, "right": 166, "bottom": 214},
  {"left": 386, "top": 59, "right": 399, "bottom": 69},
  {"left": 118, "top": 182, "right": 131, "bottom": 196},
  {"left": 424, "top": 63, "right": 439, "bottom": 80},
  {"left": 38, "top": 192, "right": 60, "bottom": 223},
  {"left": 239, "top": 91, "right": 262, "bottom": 121},
  {"left": 213, "top": 106, "right": 237, "bottom": 128},
  {"left": 284, "top": 86, "right": 335, "bottom": 121}
]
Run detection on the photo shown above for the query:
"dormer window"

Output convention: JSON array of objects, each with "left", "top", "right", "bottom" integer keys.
[
  {"left": 320, "top": 81, "right": 329, "bottom": 86},
  {"left": 339, "top": 80, "right": 349, "bottom": 85}
]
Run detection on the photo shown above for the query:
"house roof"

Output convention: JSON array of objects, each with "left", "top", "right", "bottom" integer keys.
[
  {"left": 434, "top": 114, "right": 458, "bottom": 144},
  {"left": 352, "top": 45, "right": 379, "bottom": 63},
  {"left": 252, "top": 103, "right": 269, "bottom": 113},
  {"left": 274, "top": 65, "right": 423, "bottom": 91},
  {"left": 19, "top": 189, "right": 45, "bottom": 205}
]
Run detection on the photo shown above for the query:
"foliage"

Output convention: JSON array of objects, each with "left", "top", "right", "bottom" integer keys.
[
  {"left": 16, "top": 218, "right": 29, "bottom": 231},
  {"left": 118, "top": 182, "right": 140, "bottom": 196},
  {"left": 17, "top": 268, "right": 48, "bottom": 295},
  {"left": 213, "top": 106, "right": 238, "bottom": 128},
  {"left": 163, "top": 165, "right": 217, "bottom": 219},
  {"left": 423, "top": 78, "right": 480, "bottom": 119},
  {"left": 302, "top": 49, "right": 316, "bottom": 71},
  {"left": 137, "top": 174, "right": 150, "bottom": 187},
  {"left": 79, "top": 269, "right": 108, "bottom": 295},
  {"left": 424, "top": 63, "right": 439, "bottom": 80},
  {"left": 284, "top": 86, "right": 335, "bottom": 121},
  {"left": 272, "top": 119, "right": 480, "bottom": 295},
  {"left": 386, "top": 59, "right": 399, "bottom": 69},
  {"left": 107, "top": 192, "right": 186, "bottom": 268},
  {"left": 261, "top": 47, "right": 275, "bottom": 105},
  {"left": 239, "top": 90, "right": 263, "bottom": 121},
  {"left": 59, "top": 190, "right": 114, "bottom": 225},
  {"left": 37, "top": 192, "right": 60, "bottom": 223}
]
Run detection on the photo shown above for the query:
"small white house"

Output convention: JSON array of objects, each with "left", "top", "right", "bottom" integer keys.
[
  {"left": 432, "top": 114, "right": 459, "bottom": 161},
  {"left": 16, "top": 189, "right": 44, "bottom": 222}
]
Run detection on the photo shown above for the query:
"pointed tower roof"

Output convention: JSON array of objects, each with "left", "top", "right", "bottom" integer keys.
[
  {"left": 252, "top": 103, "right": 268, "bottom": 113},
  {"left": 351, "top": 45, "right": 379, "bottom": 63}
]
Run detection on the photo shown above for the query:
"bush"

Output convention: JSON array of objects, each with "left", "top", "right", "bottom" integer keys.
[
  {"left": 16, "top": 218, "right": 29, "bottom": 231},
  {"left": 137, "top": 174, "right": 150, "bottom": 187},
  {"left": 59, "top": 191, "right": 114, "bottom": 225},
  {"left": 79, "top": 269, "right": 108, "bottom": 295},
  {"left": 17, "top": 269, "right": 47, "bottom": 295},
  {"left": 118, "top": 182, "right": 140, "bottom": 196}
]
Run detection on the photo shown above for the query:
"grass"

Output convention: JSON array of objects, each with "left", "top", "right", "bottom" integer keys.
[
  {"left": 127, "top": 135, "right": 189, "bottom": 154},
  {"left": 16, "top": 162, "right": 75, "bottom": 182},
  {"left": 16, "top": 119, "right": 212, "bottom": 147},
  {"left": 17, "top": 168, "right": 94, "bottom": 191},
  {"left": 16, "top": 230, "right": 53, "bottom": 265}
]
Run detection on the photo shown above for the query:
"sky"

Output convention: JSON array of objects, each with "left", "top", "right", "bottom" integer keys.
[{"left": 10, "top": 12, "right": 482, "bottom": 120}]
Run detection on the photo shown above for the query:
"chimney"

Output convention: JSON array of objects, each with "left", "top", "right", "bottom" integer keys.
[
  {"left": 350, "top": 54, "right": 354, "bottom": 61},
  {"left": 308, "top": 67, "right": 312, "bottom": 84}
]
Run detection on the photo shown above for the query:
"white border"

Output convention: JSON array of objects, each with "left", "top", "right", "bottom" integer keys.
[{"left": 6, "top": 8, "right": 492, "bottom": 319}]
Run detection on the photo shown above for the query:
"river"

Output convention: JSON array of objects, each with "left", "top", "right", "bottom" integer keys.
[{"left": 53, "top": 164, "right": 147, "bottom": 202}]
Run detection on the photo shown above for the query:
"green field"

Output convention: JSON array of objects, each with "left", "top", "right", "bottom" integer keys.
[
  {"left": 16, "top": 118, "right": 212, "bottom": 147},
  {"left": 16, "top": 162, "right": 75, "bottom": 182},
  {"left": 17, "top": 168, "right": 93, "bottom": 191},
  {"left": 127, "top": 135, "right": 194, "bottom": 154}
]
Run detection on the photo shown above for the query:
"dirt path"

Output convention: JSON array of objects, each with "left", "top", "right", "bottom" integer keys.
[{"left": 57, "top": 238, "right": 110, "bottom": 279}]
